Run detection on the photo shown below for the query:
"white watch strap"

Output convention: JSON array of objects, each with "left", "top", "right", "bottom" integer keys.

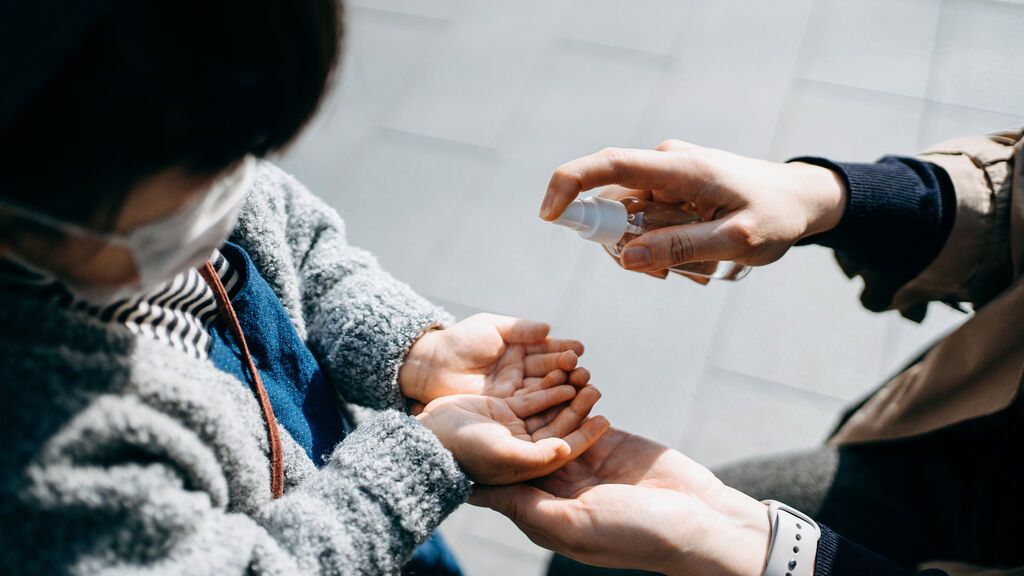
[{"left": 761, "top": 500, "right": 820, "bottom": 576}]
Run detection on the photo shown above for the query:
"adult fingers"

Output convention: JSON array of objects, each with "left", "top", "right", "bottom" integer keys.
[
  {"left": 618, "top": 217, "right": 749, "bottom": 272},
  {"left": 506, "top": 385, "right": 577, "bottom": 418},
  {"left": 605, "top": 242, "right": 668, "bottom": 279},
  {"left": 541, "top": 147, "right": 709, "bottom": 221},
  {"left": 525, "top": 338, "right": 585, "bottom": 356},
  {"left": 678, "top": 270, "right": 711, "bottom": 285},
  {"left": 532, "top": 386, "right": 602, "bottom": 440},
  {"left": 525, "top": 350, "right": 578, "bottom": 376},
  {"left": 596, "top": 185, "right": 651, "bottom": 202}
]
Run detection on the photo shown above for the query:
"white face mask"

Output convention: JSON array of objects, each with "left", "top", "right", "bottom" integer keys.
[{"left": 1, "top": 156, "right": 255, "bottom": 305}]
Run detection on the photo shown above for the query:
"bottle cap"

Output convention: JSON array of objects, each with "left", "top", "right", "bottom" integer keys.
[{"left": 552, "top": 196, "right": 629, "bottom": 245}]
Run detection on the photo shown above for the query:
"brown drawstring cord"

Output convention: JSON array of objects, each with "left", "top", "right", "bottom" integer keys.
[{"left": 199, "top": 261, "right": 285, "bottom": 499}]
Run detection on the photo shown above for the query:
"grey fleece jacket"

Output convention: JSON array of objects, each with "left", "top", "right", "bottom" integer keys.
[{"left": 0, "top": 162, "right": 471, "bottom": 575}]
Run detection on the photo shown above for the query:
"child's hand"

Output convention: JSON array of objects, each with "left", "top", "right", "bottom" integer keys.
[
  {"left": 417, "top": 384, "right": 609, "bottom": 485},
  {"left": 400, "top": 313, "right": 591, "bottom": 404}
]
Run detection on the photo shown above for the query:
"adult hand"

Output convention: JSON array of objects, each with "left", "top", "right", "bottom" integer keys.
[
  {"left": 417, "top": 385, "right": 609, "bottom": 484},
  {"left": 540, "top": 140, "right": 847, "bottom": 273},
  {"left": 471, "top": 428, "right": 770, "bottom": 576},
  {"left": 400, "top": 313, "right": 591, "bottom": 404}
]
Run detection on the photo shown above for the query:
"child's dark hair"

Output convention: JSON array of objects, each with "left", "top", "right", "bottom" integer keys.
[{"left": 0, "top": 0, "right": 343, "bottom": 226}]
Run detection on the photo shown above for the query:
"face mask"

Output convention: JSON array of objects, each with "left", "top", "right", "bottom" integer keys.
[{"left": 0, "top": 156, "right": 255, "bottom": 305}]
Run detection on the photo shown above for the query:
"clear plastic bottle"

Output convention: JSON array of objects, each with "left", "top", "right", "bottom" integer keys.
[{"left": 552, "top": 196, "right": 750, "bottom": 281}]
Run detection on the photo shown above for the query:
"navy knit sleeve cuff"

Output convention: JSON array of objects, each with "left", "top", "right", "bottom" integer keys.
[
  {"left": 789, "top": 155, "right": 955, "bottom": 285},
  {"left": 815, "top": 524, "right": 947, "bottom": 576}
]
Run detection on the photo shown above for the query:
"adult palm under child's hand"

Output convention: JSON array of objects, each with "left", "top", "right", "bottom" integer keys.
[
  {"left": 400, "top": 313, "right": 591, "bottom": 405},
  {"left": 416, "top": 384, "right": 609, "bottom": 485},
  {"left": 471, "top": 428, "right": 770, "bottom": 576}
]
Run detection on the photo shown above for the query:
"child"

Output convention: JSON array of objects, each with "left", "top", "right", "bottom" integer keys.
[{"left": 0, "top": 1, "right": 608, "bottom": 574}]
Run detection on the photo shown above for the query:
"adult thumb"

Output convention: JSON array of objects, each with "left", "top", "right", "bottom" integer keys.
[
  {"left": 619, "top": 217, "right": 747, "bottom": 272},
  {"left": 469, "top": 484, "right": 562, "bottom": 528}
]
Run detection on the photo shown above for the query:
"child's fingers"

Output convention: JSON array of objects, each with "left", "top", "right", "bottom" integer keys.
[
  {"left": 506, "top": 385, "right": 577, "bottom": 418},
  {"left": 531, "top": 386, "right": 602, "bottom": 440},
  {"left": 488, "top": 416, "right": 611, "bottom": 484},
  {"left": 514, "top": 381, "right": 537, "bottom": 396},
  {"left": 516, "top": 371, "right": 568, "bottom": 396},
  {"left": 503, "top": 437, "right": 573, "bottom": 477},
  {"left": 555, "top": 416, "right": 611, "bottom": 465},
  {"left": 542, "top": 369, "right": 572, "bottom": 389},
  {"left": 513, "top": 416, "right": 611, "bottom": 481},
  {"left": 524, "top": 402, "right": 568, "bottom": 433},
  {"left": 567, "top": 367, "right": 591, "bottom": 388},
  {"left": 525, "top": 339, "right": 585, "bottom": 356},
  {"left": 482, "top": 314, "right": 551, "bottom": 344},
  {"left": 525, "top": 350, "right": 578, "bottom": 377}
]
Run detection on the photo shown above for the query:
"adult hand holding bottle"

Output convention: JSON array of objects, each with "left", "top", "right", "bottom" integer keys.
[{"left": 540, "top": 139, "right": 848, "bottom": 275}]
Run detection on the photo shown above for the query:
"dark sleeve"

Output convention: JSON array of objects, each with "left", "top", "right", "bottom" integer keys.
[
  {"left": 815, "top": 525, "right": 948, "bottom": 576},
  {"left": 790, "top": 155, "right": 956, "bottom": 289}
]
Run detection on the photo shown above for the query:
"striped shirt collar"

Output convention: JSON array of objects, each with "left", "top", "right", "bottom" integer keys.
[{"left": 0, "top": 250, "right": 241, "bottom": 359}]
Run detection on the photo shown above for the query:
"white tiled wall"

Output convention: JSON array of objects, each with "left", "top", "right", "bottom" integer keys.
[{"left": 278, "top": 1, "right": 1024, "bottom": 573}]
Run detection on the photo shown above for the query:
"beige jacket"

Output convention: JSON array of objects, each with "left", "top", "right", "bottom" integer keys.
[
  {"left": 831, "top": 129, "right": 1024, "bottom": 445},
  {"left": 827, "top": 129, "right": 1023, "bottom": 575}
]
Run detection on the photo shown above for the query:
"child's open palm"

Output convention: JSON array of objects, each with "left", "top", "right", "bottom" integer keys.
[
  {"left": 400, "top": 313, "right": 591, "bottom": 403},
  {"left": 417, "top": 384, "right": 609, "bottom": 485}
]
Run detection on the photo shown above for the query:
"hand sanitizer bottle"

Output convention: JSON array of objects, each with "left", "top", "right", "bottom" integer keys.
[{"left": 552, "top": 196, "right": 750, "bottom": 281}]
